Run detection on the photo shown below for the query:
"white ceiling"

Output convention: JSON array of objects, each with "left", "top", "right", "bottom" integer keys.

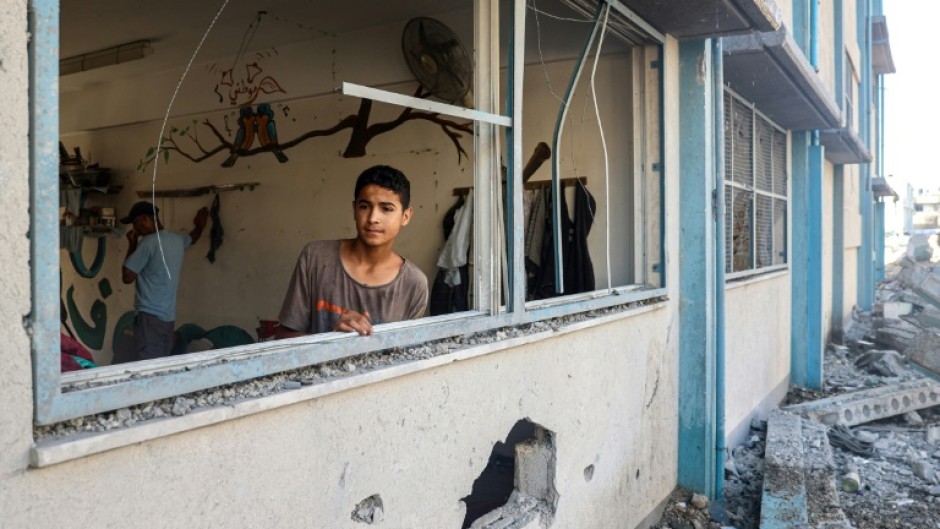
[{"left": 60, "top": 0, "right": 471, "bottom": 89}]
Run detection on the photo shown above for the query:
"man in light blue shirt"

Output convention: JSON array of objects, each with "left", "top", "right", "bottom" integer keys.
[{"left": 121, "top": 201, "right": 208, "bottom": 361}]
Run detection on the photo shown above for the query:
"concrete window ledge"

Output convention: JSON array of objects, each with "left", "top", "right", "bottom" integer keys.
[
  {"left": 31, "top": 303, "right": 664, "bottom": 468},
  {"left": 725, "top": 268, "right": 789, "bottom": 291}
]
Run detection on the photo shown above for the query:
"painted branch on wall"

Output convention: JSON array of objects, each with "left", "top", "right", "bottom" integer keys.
[{"left": 138, "top": 87, "right": 473, "bottom": 171}]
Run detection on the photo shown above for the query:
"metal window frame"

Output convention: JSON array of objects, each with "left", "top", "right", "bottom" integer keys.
[
  {"left": 30, "top": 0, "right": 667, "bottom": 426},
  {"left": 723, "top": 87, "right": 789, "bottom": 281},
  {"left": 544, "top": 0, "right": 666, "bottom": 301}
]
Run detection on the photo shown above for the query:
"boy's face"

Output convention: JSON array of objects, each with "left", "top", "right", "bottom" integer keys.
[{"left": 352, "top": 184, "right": 413, "bottom": 247}]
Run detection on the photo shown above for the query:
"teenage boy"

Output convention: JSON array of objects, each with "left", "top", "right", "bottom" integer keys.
[
  {"left": 276, "top": 165, "right": 429, "bottom": 337},
  {"left": 121, "top": 201, "right": 208, "bottom": 361}
]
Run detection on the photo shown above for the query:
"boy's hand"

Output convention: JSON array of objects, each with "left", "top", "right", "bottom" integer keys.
[
  {"left": 126, "top": 228, "right": 138, "bottom": 243},
  {"left": 333, "top": 310, "right": 372, "bottom": 336}
]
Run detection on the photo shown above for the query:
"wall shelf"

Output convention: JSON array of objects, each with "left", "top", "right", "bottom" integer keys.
[{"left": 136, "top": 182, "right": 261, "bottom": 198}]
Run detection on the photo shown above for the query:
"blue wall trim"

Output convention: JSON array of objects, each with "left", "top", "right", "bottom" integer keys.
[{"left": 677, "top": 39, "right": 716, "bottom": 497}]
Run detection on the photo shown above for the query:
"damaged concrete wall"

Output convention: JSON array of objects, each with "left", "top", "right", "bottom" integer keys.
[
  {"left": 2, "top": 309, "right": 681, "bottom": 528},
  {"left": 724, "top": 274, "right": 792, "bottom": 446},
  {"left": 0, "top": 0, "right": 36, "bottom": 514}
]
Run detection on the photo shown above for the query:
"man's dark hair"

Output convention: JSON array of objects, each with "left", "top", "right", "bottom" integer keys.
[{"left": 354, "top": 165, "right": 411, "bottom": 209}]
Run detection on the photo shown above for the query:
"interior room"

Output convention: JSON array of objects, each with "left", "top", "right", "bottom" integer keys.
[{"left": 58, "top": 0, "right": 661, "bottom": 368}]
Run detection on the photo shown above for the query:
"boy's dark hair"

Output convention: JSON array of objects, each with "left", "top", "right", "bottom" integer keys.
[{"left": 354, "top": 165, "right": 411, "bottom": 209}]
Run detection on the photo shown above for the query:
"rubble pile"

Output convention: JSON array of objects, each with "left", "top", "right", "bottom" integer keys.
[{"left": 653, "top": 243, "right": 940, "bottom": 529}]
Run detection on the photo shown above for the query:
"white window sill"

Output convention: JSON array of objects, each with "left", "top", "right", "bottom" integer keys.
[{"left": 31, "top": 302, "right": 665, "bottom": 468}]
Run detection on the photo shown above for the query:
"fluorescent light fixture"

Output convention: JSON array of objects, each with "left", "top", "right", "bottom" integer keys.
[{"left": 60, "top": 40, "right": 153, "bottom": 76}]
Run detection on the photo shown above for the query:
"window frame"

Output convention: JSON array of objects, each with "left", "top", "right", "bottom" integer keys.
[
  {"left": 30, "top": 0, "right": 667, "bottom": 426},
  {"left": 723, "top": 87, "right": 790, "bottom": 280}
]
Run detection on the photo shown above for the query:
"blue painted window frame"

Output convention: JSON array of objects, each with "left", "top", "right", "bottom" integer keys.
[{"left": 30, "top": 0, "right": 667, "bottom": 426}]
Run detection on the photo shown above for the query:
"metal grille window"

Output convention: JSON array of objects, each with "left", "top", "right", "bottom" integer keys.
[{"left": 723, "top": 89, "right": 788, "bottom": 276}]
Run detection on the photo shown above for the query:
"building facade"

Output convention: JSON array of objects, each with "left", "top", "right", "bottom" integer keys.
[{"left": 0, "top": 0, "right": 893, "bottom": 527}]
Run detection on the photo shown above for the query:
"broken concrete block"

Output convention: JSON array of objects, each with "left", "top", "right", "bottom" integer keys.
[
  {"left": 916, "top": 274, "right": 940, "bottom": 310},
  {"left": 876, "top": 326, "right": 918, "bottom": 351},
  {"left": 907, "top": 234, "right": 934, "bottom": 262},
  {"left": 905, "top": 411, "right": 925, "bottom": 426},
  {"left": 784, "top": 379, "right": 940, "bottom": 427},
  {"left": 883, "top": 301, "right": 914, "bottom": 320},
  {"left": 927, "top": 426, "right": 940, "bottom": 445},
  {"left": 912, "top": 460, "right": 939, "bottom": 484},
  {"left": 906, "top": 331, "right": 940, "bottom": 383},
  {"left": 690, "top": 493, "right": 708, "bottom": 510},
  {"left": 854, "top": 349, "right": 907, "bottom": 377},
  {"left": 917, "top": 307, "right": 940, "bottom": 330}
]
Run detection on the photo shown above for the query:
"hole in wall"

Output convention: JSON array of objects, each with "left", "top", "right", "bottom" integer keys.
[
  {"left": 351, "top": 494, "right": 384, "bottom": 525},
  {"left": 459, "top": 418, "right": 557, "bottom": 529},
  {"left": 584, "top": 464, "right": 595, "bottom": 482}
]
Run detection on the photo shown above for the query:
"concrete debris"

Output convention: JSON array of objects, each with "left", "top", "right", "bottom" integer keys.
[
  {"left": 904, "top": 410, "right": 925, "bottom": 426},
  {"left": 351, "top": 494, "right": 384, "bottom": 524},
  {"left": 690, "top": 493, "right": 708, "bottom": 510},
  {"left": 927, "top": 425, "right": 940, "bottom": 445},
  {"left": 882, "top": 301, "right": 914, "bottom": 320},
  {"left": 911, "top": 460, "right": 938, "bottom": 485},
  {"left": 759, "top": 411, "right": 852, "bottom": 529},
  {"left": 854, "top": 349, "right": 907, "bottom": 377},
  {"left": 651, "top": 488, "right": 728, "bottom": 529},
  {"left": 783, "top": 378, "right": 940, "bottom": 427},
  {"left": 468, "top": 491, "right": 544, "bottom": 529},
  {"left": 906, "top": 235, "right": 933, "bottom": 262}
]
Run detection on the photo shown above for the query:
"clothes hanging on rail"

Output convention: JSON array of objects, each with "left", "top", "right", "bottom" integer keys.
[
  {"left": 529, "top": 182, "right": 596, "bottom": 300},
  {"left": 430, "top": 193, "right": 472, "bottom": 315}
]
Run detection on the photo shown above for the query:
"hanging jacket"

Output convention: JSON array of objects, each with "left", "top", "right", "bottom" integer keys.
[{"left": 531, "top": 183, "right": 596, "bottom": 299}]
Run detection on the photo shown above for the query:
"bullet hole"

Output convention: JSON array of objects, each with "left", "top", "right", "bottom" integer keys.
[
  {"left": 584, "top": 464, "right": 595, "bottom": 482},
  {"left": 351, "top": 494, "right": 384, "bottom": 524},
  {"left": 636, "top": 469, "right": 641, "bottom": 479}
]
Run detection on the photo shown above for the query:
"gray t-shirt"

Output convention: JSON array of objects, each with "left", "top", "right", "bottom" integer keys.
[{"left": 278, "top": 240, "right": 429, "bottom": 334}]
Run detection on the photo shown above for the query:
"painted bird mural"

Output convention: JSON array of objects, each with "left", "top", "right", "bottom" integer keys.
[{"left": 222, "top": 103, "right": 289, "bottom": 167}]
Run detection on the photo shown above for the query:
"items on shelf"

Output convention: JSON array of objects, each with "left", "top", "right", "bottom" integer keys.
[{"left": 136, "top": 182, "right": 260, "bottom": 198}]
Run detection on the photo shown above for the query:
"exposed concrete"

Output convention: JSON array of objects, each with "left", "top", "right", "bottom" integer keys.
[
  {"left": 760, "top": 411, "right": 851, "bottom": 529},
  {"left": 906, "top": 331, "right": 940, "bottom": 382},
  {"left": 881, "top": 301, "right": 913, "bottom": 320},
  {"left": 0, "top": 0, "right": 35, "bottom": 491},
  {"left": 783, "top": 378, "right": 940, "bottom": 427}
]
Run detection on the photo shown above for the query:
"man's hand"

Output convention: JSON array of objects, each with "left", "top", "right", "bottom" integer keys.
[
  {"left": 126, "top": 228, "right": 139, "bottom": 244},
  {"left": 194, "top": 207, "right": 209, "bottom": 229},
  {"left": 189, "top": 207, "right": 210, "bottom": 245},
  {"left": 333, "top": 310, "right": 373, "bottom": 336}
]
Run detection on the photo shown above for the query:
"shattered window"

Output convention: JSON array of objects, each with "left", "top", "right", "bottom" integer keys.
[
  {"left": 724, "top": 89, "right": 788, "bottom": 276},
  {"left": 520, "top": 0, "right": 664, "bottom": 303}
]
